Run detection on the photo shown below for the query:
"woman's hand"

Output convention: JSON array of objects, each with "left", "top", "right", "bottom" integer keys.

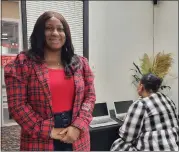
[
  {"left": 50, "top": 128, "right": 66, "bottom": 139},
  {"left": 58, "top": 126, "right": 81, "bottom": 143}
]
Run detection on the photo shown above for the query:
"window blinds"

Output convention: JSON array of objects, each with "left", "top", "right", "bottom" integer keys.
[{"left": 26, "top": 1, "right": 83, "bottom": 56}]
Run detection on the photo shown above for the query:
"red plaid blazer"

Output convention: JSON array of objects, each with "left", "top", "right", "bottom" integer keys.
[{"left": 4, "top": 52, "right": 96, "bottom": 151}]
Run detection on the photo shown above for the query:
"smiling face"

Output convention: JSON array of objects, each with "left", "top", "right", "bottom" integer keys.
[{"left": 44, "top": 16, "right": 66, "bottom": 51}]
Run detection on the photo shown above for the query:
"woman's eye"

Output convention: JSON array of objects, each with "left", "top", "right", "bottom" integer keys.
[
  {"left": 46, "top": 27, "right": 53, "bottom": 31},
  {"left": 58, "top": 28, "right": 64, "bottom": 32},
  {"left": 45, "top": 27, "right": 64, "bottom": 32}
]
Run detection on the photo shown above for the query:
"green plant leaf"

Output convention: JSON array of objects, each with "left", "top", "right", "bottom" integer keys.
[
  {"left": 160, "top": 85, "right": 171, "bottom": 90},
  {"left": 133, "top": 62, "right": 143, "bottom": 75}
]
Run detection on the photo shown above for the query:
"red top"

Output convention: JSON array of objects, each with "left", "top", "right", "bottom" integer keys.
[{"left": 48, "top": 68, "right": 74, "bottom": 113}]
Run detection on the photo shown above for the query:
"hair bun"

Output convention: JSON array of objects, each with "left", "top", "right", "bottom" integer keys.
[
  {"left": 146, "top": 73, "right": 162, "bottom": 86},
  {"left": 141, "top": 73, "right": 163, "bottom": 92}
]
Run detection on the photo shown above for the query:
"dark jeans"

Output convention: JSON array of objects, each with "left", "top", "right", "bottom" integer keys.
[{"left": 53, "top": 110, "right": 72, "bottom": 151}]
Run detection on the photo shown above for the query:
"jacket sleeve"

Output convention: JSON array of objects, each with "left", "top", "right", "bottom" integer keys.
[
  {"left": 71, "top": 57, "right": 96, "bottom": 132},
  {"left": 4, "top": 58, "right": 54, "bottom": 139}
]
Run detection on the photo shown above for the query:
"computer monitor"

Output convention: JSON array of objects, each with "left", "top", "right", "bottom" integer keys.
[
  {"left": 92, "top": 102, "right": 109, "bottom": 117},
  {"left": 114, "top": 100, "right": 133, "bottom": 115}
]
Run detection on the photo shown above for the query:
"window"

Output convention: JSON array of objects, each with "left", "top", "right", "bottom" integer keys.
[
  {"left": 1, "top": 1, "right": 22, "bottom": 126},
  {"left": 26, "top": 1, "right": 83, "bottom": 56},
  {"left": 1, "top": 20, "right": 19, "bottom": 54},
  {"left": 1, "top": 1, "right": 23, "bottom": 55}
]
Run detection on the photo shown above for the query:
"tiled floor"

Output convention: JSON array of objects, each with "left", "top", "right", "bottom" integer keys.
[{"left": 1, "top": 125, "right": 20, "bottom": 151}]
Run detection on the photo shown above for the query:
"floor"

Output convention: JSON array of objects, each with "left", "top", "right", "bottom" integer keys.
[{"left": 1, "top": 125, "right": 20, "bottom": 151}]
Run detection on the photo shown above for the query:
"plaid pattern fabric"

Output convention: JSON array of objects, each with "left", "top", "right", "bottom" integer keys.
[
  {"left": 111, "top": 92, "right": 179, "bottom": 151},
  {"left": 4, "top": 52, "right": 96, "bottom": 151}
]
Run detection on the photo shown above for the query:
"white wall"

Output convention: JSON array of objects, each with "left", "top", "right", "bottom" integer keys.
[
  {"left": 154, "top": 1, "right": 178, "bottom": 111},
  {"left": 89, "top": 1, "right": 154, "bottom": 109},
  {"left": 89, "top": 1, "right": 178, "bottom": 111},
  {"left": 89, "top": 2, "right": 109, "bottom": 104}
]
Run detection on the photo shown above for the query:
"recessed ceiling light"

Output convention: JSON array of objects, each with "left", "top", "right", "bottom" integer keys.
[
  {"left": 2, "top": 33, "right": 8, "bottom": 36},
  {"left": 1, "top": 38, "right": 8, "bottom": 40}
]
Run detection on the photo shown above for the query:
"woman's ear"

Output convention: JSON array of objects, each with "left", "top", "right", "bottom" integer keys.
[{"left": 140, "top": 84, "right": 145, "bottom": 91}]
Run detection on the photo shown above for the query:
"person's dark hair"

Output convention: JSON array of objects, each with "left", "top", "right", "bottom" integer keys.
[
  {"left": 140, "top": 73, "right": 163, "bottom": 93},
  {"left": 26, "top": 11, "right": 78, "bottom": 77}
]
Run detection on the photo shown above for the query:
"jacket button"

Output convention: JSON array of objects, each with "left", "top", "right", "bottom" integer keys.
[{"left": 61, "top": 113, "right": 65, "bottom": 118}]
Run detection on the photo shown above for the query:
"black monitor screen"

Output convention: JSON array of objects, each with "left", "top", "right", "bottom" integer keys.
[
  {"left": 114, "top": 100, "right": 133, "bottom": 114},
  {"left": 93, "top": 103, "right": 108, "bottom": 117}
]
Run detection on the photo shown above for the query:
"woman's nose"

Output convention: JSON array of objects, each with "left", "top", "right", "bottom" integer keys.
[{"left": 52, "top": 29, "right": 59, "bottom": 35}]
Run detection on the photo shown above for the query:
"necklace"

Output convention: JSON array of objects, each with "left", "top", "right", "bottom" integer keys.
[{"left": 44, "top": 59, "right": 61, "bottom": 67}]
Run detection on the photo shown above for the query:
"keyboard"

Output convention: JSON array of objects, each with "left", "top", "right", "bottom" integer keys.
[
  {"left": 90, "top": 118, "right": 118, "bottom": 128},
  {"left": 116, "top": 114, "right": 127, "bottom": 121}
]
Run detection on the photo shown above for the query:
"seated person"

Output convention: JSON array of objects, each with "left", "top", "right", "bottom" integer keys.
[{"left": 111, "top": 73, "right": 179, "bottom": 151}]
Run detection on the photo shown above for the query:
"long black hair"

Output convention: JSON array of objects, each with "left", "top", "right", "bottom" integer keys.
[
  {"left": 26, "top": 11, "right": 78, "bottom": 77},
  {"left": 141, "top": 73, "right": 163, "bottom": 93}
]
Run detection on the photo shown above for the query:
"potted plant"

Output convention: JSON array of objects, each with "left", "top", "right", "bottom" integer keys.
[{"left": 131, "top": 51, "right": 175, "bottom": 91}]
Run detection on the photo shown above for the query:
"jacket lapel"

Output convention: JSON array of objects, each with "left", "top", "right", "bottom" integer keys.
[
  {"left": 32, "top": 62, "right": 52, "bottom": 110},
  {"left": 71, "top": 62, "right": 82, "bottom": 120}
]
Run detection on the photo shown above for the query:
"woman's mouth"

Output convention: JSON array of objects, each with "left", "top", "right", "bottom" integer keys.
[{"left": 50, "top": 39, "right": 60, "bottom": 43}]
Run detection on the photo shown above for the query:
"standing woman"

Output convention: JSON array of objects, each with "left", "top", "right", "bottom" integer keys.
[{"left": 4, "top": 11, "right": 96, "bottom": 151}]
